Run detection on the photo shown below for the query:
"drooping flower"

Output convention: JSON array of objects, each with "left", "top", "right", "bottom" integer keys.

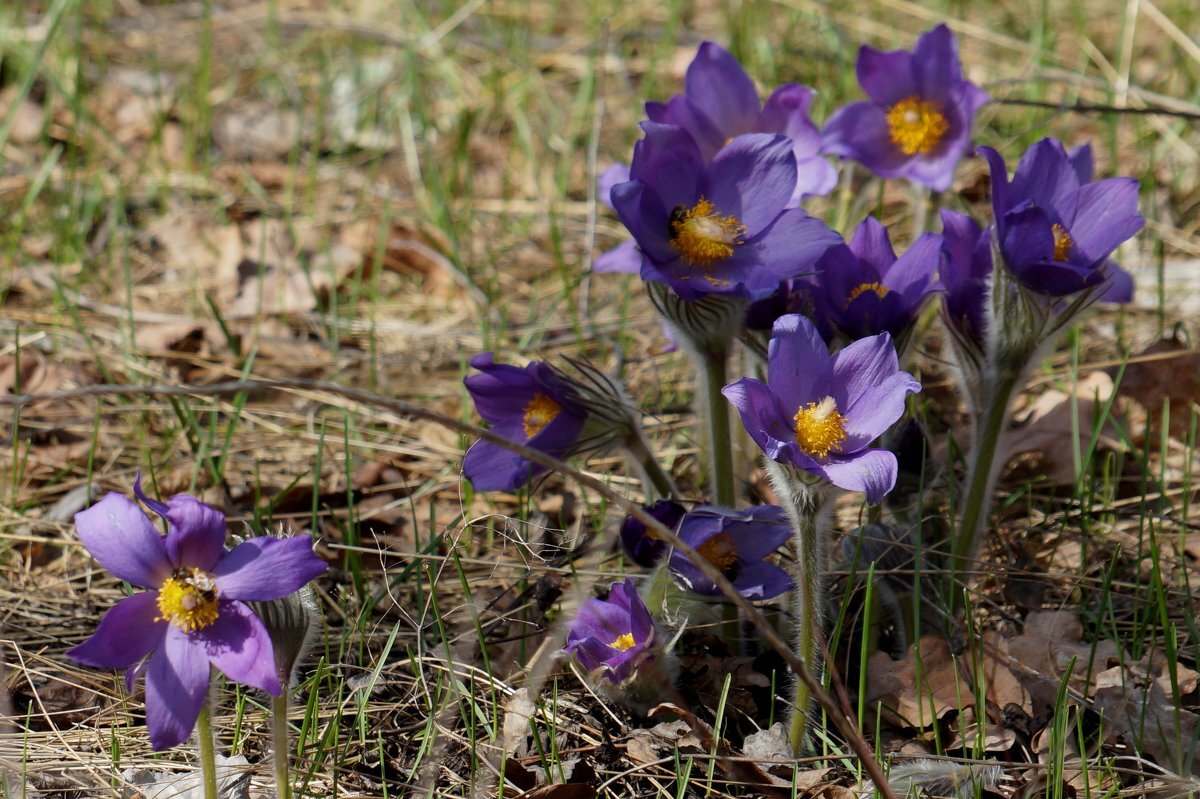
[
  {"left": 938, "top": 208, "right": 992, "bottom": 347},
  {"left": 564, "top": 578, "right": 664, "bottom": 687},
  {"left": 68, "top": 481, "right": 328, "bottom": 750},
  {"left": 619, "top": 499, "right": 686, "bottom": 567},
  {"left": 821, "top": 24, "right": 989, "bottom": 191},
  {"left": 667, "top": 505, "right": 792, "bottom": 599},
  {"left": 609, "top": 124, "right": 841, "bottom": 301},
  {"left": 805, "top": 216, "right": 943, "bottom": 343},
  {"left": 722, "top": 314, "right": 920, "bottom": 503},
  {"left": 980, "top": 138, "right": 1144, "bottom": 297},
  {"left": 462, "top": 353, "right": 588, "bottom": 492}
]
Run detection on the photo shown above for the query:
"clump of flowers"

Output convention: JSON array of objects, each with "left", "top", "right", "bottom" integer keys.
[{"left": 69, "top": 481, "right": 327, "bottom": 751}]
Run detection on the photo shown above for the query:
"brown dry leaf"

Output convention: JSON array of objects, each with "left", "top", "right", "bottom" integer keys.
[
  {"left": 143, "top": 210, "right": 243, "bottom": 291},
  {"left": 1007, "top": 610, "right": 1121, "bottom": 715},
  {"left": 515, "top": 786, "right": 596, "bottom": 799},
  {"left": 625, "top": 719, "right": 699, "bottom": 765},
  {"left": 1115, "top": 338, "right": 1200, "bottom": 443},
  {"left": 0, "top": 87, "right": 44, "bottom": 144},
  {"left": 342, "top": 218, "right": 462, "bottom": 299},
  {"left": 213, "top": 101, "right": 303, "bottom": 160},
  {"left": 0, "top": 352, "right": 78, "bottom": 397},
  {"left": 502, "top": 688, "right": 536, "bottom": 758},
  {"left": 1003, "top": 371, "right": 1121, "bottom": 485},
  {"left": 134, "top": 321, "right": 213, "bottom": 355}
]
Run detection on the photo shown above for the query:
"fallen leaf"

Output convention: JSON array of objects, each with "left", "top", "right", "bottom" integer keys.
[{"left": 213, "top": 101, "right": 303, "bottom": 160}]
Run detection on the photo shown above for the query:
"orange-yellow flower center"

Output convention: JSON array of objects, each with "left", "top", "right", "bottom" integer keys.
[
  {"left": 669, "top": 198, "right": 746, "bottom": 266},
  {"left": 885, "top": 96, "right": 949, "bottom": 156},
  {"left": 846, "top": 281, "right": 890, "bottom": 308},
  {"left": 610, "top": 632, "right": 636, "bottom": 651},
  {"left": 522, "top": 392, "right": 561, "bottom": 439},
  {"left": 696, "top": 531, "right": 740, "bottom": 577},
  {"left": 155, "top": 568, "right": 220, "bottom": 632},
  {"left": 793, "top": 396, "right": 849, "bottom": 459},
  {"left": 1051, "top": 223, "right": 1073, "bottom": 262}
]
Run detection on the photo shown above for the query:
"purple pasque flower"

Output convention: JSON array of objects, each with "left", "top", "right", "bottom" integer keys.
[
  {"left": 564, "top": 578, "right": 661, "bottom": 685},
  {"left": 610, "top": 123, "right": 840, "bottom": 301},
  {"left": 68, "top": 480, "right": 327, "bottom": 751},
  {"left": 646, "top": 41, "right": 837, "bottom": 203},
  {"left": 806, "top": 216, "right": 943, "bottom": 342},
  {"left": 722, "top": 314, "right": 920, "bottom": 503},
  {"left": 938, "top": 209, "right": 992, "bottom": 346},
  {"left": 668, "top": 505, "right": 791, "bottom": 600},
  {"left": 463, "top": 353, "right": 588, "bottom": 492},
  {"left": 1067, "top": 142, "right": 1134, "bottom": 303},
  {"left": 980, "top": 138, "right": 1144, "bottom": 297},
  {"left": 620, "top": 499, "right": 686, "bottom": 567},
  {"left": 821, "top": 24, "right": 989, "bottom": 191}
]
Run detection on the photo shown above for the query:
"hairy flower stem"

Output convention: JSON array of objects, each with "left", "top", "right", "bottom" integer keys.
[
  {"left": 951, "top": 364, "right": 1021, "bottom": 611},
  {"left": 623, "top": 428, "right": 678, "bottom": 501},
  {"left": 698, "top": 345, "right": 737, "bottom": 507},
  {"left": 196, "top": 703, "right": 219, "bottom": 799},
  {"left": 272, "top": 693, "right": 292, "bottom": 799},
  {"left": 766, "top": 461, "right": 831, "bottom": 753}
]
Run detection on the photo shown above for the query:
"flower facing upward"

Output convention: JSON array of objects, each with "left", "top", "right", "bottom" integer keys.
[
  {"left": 806, "top": 216, "right": 944, "bottom": 342},
  {"left": 564, "top": 579, "right": 661, "bottom": 686},
  {"left": 722, "top": 314, "right": 920, "bottom": 503},
  {"left": 821, "top": 24, "right": 989, "bottom": 191},
  {"left": 68, "top": 479, "right": 327, "bottom": 750},
  {"left": 667, "top": 505, "right": 792, "bottom": 599},
  {"left": 462, "top": 353, "right": 588, "bottom": 492},
  {"left": 609, "top": 123, "right": 841, "bottom": 300},
  {"left": 980, "top": 138, "right": 1144, "bottom": 297}
]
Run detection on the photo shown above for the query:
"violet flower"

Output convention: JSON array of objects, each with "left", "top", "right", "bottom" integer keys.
[
  {"left": 668, "top": 505, "right": 792, "bottom": 599},
  {"left": 821, "top": 24, "right": 989, "bottom": 191},
  {"left": 1067, "top": 142, "right": 1134, "bottom": 303},
  {"left": 609, "top": 123, "right": 840, "bottom": 301},
  {"left": 806, "top": 216, "right": 943, "bottom": 342},
  {"left": 980, "top": 138, "right": 1143, "bottom": 297},
  {"left": 938, "top": 208, "right": 992, "bottom": 347},
  {"left": 463, "top": 353, "right": 588, "bottom": 492},
  {"left": 620, "top": 499, "right": 686, "bottom": 567},
  {"left": 722, "top": 314, "right": 920, "bottom": 503},
  {"left": 68, "top": 481, "right": 327, "bottom": 750},
  {"left": 564, "top": 578, "right": 662, "bottom": 686}
]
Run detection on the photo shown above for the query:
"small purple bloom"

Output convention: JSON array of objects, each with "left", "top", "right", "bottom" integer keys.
[
  {"left": 564, "top": 578, "right": 661, "bottom": 685},
  {"left": 610, "top": 123, "right": 840, "bottom": 301},
  {"left": 1068, "top": 142, "right": 1134, "bottom": 303},
  {"left": 806, "top": 217, "right": 943, "bottom": 341},
  {"left": 821, "top": 24, "right": 989, "bottom": 191},
  {"left": 463, "top": 353, "right": 588, "bottom": 492},
  {"left": 645, "top": 41, "right": 837, "bottom": 203},
  {"left": 68, "top": 480, "right": 327, "bottom": 751},
  {"left": 722, "top": 314, "right": 920, "bottom": 503},
  {"left": 668, "top": 505, "right": 792, "bottom": 599},
  {"left": 620, "top": 499, "right": 686, "bottom": 567},
  {"left": 938, "top": 209, "right": 992, "bottom": 345},
  {"left": 980, "top": 138, "right": 1144, "bottom": 297}
]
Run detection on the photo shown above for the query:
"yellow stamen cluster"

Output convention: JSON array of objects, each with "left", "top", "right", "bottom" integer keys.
[
  {"left": 522, "top": 392, "right": 561, "bottom": 439},
  {"left": 696, "top": 532, "right": 740, "bottom": 576},
  {"left": 1051, "top": 223, "right": 1073, "bottom": 262},
  {"left": 846, "top": 281, "right": 889, "bottom": 308},
  {"left": 155, "top": 568, "right": 220, "bottom": 633},
  {"left": 669, "top": 198, "right": 746, "bottom": 266},
  {"left": 610, "top": 632, "right": 637, "bottom": 651},
  {"left": 793, "top": 396, "right": 849, "bottom": 459},
  {"left": 885, "top": 96, "right": 949, "bottom": 156}
]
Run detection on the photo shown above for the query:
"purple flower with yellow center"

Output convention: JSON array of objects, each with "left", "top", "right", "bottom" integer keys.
[
  {"left": 821, "top": 24, "right": 988, "bottom": 191},
  {"left": 564, "top": 578, "right": 661, "bottom": 685},
  {"left": 68, "top": 480, "right": 327, "bottom": 750},
  {"left": 463, "top": 353, "right": 588, "bottom": 492},
  {"left": 1066, "top": 142, "right": 1135, "bottom": 304},
  {"left": 722, "top": 314, "right": 920, "bottom": 503},
  {"left": 938, "top": 209, "right": 992, "bottom": 346},
  {"left": 620, "top": 499, "right": 686, "bottom": 567},
  {"left": 610, "top": 123, "right": 841, "bottom": 301},
  {"left": 806, "top": 216, "right": 943, "bottom": 342},
  {"left": 667, "top": 505, "right": 792, "bottom": 599},
  {"left": 980, "top": 138, "right": 1144, "bottom": 297}
]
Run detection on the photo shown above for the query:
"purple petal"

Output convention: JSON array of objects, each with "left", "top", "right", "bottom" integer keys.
[
  {"left": 161, "top": 496, "right": 226, "bottom": 572},
  {"left": 685, "top": 42, "right": 761, "bottom": 142},
  {"left": 68, "top": 592, "right": 167, "bottom": 670},
  {"left": 818, "top": 449, "right": 899, "bottom": 504},
  {"left": 647, "top": 95, "right": 725, "bottom": 159},
  {"left": 612, "top": 180, "right": 678, "bottom": 264},
  {"left": 198, "top": 600, "right": 280, "bottom": 695},
  {"left": 832, "top": 334, "right": 920, "bottom": 447},
  {"left": 75, "top": 493, "right": 171, "bottom": 589},
  {"left": 464, "top": 359, "right": 537, "bottom": 426},
  {"left": 912, "top": 24, "right": 961, "bottom": 103},
  {"left": 1099, "top": 262, "right": 1134, "bottom": 303},
  {"left": 145, "top": 626, "right": 210, "bottom": 751},
  {"left": 1009, "top": 138, "right": 1079, "bottom": 212},
  {"left": 732, "top": 560, "right": 792, "bottom": 600},
  {"left": 886, "top": 233, "right": 945, "bottom": 299},
  {"left": 211, "top": 535, "right": 327, "bottom": 602},
  {"left": 597, "top": 163, "right": 630, "bottom": 210},
  {"left": 792, "top": 154, "right": 839, "bottom": 201},
  {"left": 703, "top": 133, "right": 796, "bottom": 236},
  {"left": 1068, "top": 142, "right": 1094, "bottom": 183},
  {"left": 767, "top": 313, "right": 833, "bottom": 406},
  {"left": 758, "top": 84, "right": 816, "bottom": 138},
  {"left": 722, "top": 377, "right": 794, "bottom": 461},
  {"left": 629, "top": 122, "right": 704, "bottom": 212},
  {"left": 726, "top": 208, "right": 842, "bottom": 291},
  {"left": 1001, "top": 205, "right": 1056, "bottom": 268},
  {"left": 463, "top": 439, "right": 538, "bottom": 491},
  {"left": 979, "top": 146, "right": 1011, "bottom": 225},
  {"left": 820, "top": 102, "right": 909, "bottom": 176},
  {"left": 856, "top": 45, "right": 916, "bottom": 107},
  {"left": 848, "top": 217, "right": 897, "bottom": 274},
  {"left": 593, "top": 239, "right": 643, "bottom": 274},
  {"left": 1063, "top": 178, "right": 1144, "bottom": 263}
]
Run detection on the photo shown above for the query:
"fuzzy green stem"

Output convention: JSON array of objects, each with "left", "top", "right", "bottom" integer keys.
[
  {"left": 623, "top": 428, "right": 677, "bottom": 501},
  {"left": 196, "top": 703, "right": 219, "bottom": 799},
  {"left": 272, "top": 692, "right": 292, "bottom": 799},
  {"left": 698, "top": 345, "right": 736, "bottom": 507},
  {"left": 951, "top": 365, "right": 1022, "bottom": 609}
]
